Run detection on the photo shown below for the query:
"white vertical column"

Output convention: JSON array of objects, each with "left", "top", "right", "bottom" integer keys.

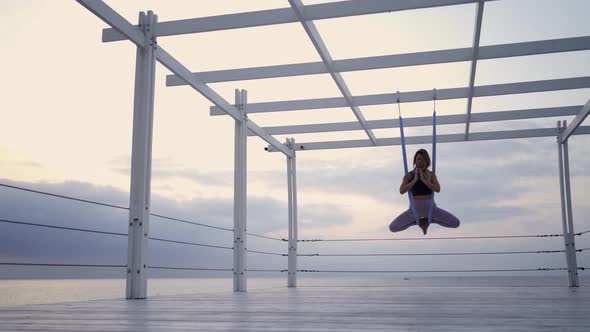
[
  {"left": 291, "top": 138, "right": 299, "bottom": 287},
  {"left": 557, "top": 121, "right": 579, "bottom": 287},
  {"left": 126, "top": 11, "right": 157, "bottom": 299},
  {"left": 561, "top": 120, "right": 579, "bottom": 287},
  {"left": 233, "top": 89, "right": 248, "bottom": 292},
  {"left": 287, "top": 138, "right": 298, "bottom": 287},
  {"left": 557, "top": 121, "right": 573, "bottom": 286}
]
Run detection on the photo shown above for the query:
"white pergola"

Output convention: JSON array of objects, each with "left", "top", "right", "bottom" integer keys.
[{"left": 77, "top": 0, "right": 590, "bottom": 299}]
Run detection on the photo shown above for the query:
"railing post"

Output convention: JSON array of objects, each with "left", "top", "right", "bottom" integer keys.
[
  {"left": 557, "top": 121, "right": 579, "bottom": 287},
  {"left": 287, "top": 138, "right": 298, "bottom": 287},
  {"left": 126, "top": 11, "right": 157, "bottom": 299},
  {"left": 233, "top": 89, "right": 248, "bottom": 292}
]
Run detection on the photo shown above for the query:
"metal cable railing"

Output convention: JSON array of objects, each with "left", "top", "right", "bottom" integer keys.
[
  {"left": 246, "top": 249, "right": 286, "bottom": 256},
  {"left": 150, "top": 237, "right": 233, "bottom": 250},
  {"left": 0, "top": 218, "right": 234, "bottom": 251},
  {"left": 2, "top": 182, "right": 587, "bottom": 277},
  {"left": 0, "top": 262, "right": 126, "bottom": 268},
  {"left": 150, "top": 213, "right": 232, "bottom": 232},
  {"left": 0, "top": 183, "right": 231, "bottom": 233},
  {"left": 297, "top": 249, "right": 572, "bottom": 257},
  {"left": 0, "top": 218, "right": 127, "bottom": 237},
  {"left": 149, "top": 266, "right": 232, "bottom": 272},
  {"left": 0, "top": 182, "right": 286, "bottom": 241},
  {"left": 1, "top": 263, "right": 583, "bottom": 275},
  {"left": 298, "top": 233, "right": 568, "bottom": 242},
  {"left": 1, "top": 218, "right": 286, "bottom": 254},
  {"left": 297, "top": 267, "right": 585, "bottom": 273},
  {"left": 0, "top": 217, "right": 291, "bottom": 254},
  {"left": 0, "top": 183, "right": 128, "bottom": 210},
  {"left": 246, "top": 232, "right": 286, "bottom": 242},
  {"left": 2, "top": 216, "right": 584, "bottom": 267},
  {"left": 0, "top": 263, "right": 232, "bottom": 272}
]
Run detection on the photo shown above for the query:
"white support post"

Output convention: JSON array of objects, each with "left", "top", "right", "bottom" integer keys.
[
  {"left": 292, "top": 138, "right": 299, "bottom": 287},
  {"left": 557, "top": 121, "right": 574, "bottom": 286},
  {"left": 561, "top": 120, "right": 579, "bottom": 287},
  {"left": 464, "top": 1, "right": 484, "bottom": 139},
  {"left": 287, "top": 138, "right": 298, "bottom": 287},
  {"left": 126, "top": 11, "right": 157, "bottom": 299},
  {"left": 557, "top": 121, "right": 579, "bottom": 287},
  {"left": 233, "top": 89, "right": 248, "bottom": 292}
]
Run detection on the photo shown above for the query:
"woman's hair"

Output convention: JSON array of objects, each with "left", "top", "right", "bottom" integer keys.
[{"left": 413, "top": 149, "right": 431, "bottom": 169}]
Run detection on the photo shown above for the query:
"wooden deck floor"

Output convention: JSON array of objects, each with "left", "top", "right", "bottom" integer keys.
[{"left": 1, "top": 285, "right": 589, "bottom": 331}]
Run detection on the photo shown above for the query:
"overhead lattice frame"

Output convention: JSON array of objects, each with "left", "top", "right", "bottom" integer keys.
[
  {"left": 77, "top": 0, "right": 589, "bottom": 297},
  {"left": 89, "top": 0, "right": 590, "bottom": 152}
]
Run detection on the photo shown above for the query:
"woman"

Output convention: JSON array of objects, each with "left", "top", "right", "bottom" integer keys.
[{"left": 389, "top": 149, "right": 459, "bottom": 235}]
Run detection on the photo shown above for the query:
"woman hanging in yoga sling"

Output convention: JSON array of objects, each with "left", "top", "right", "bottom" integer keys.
[{"left": 388, "top": 90, "right": 460, "bottom": 235}]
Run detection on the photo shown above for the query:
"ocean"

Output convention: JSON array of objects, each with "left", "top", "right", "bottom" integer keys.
[{"left": 0, "top": 275, "right": 584, "bottom": 306}]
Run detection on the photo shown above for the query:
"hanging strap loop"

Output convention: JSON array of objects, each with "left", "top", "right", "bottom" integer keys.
[
  {"left": 427, "top": 89, "right": 437, "bottom": 224},
  {"left": 397, "top": 91, "right": 420, "bottom": 225}
]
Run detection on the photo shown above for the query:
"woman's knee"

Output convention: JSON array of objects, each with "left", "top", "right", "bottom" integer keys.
[
  {"left": 450, "top": 219, "right": 460, "bottom": 228},
  {"left": 389, "top": 220, "right": 412, "bottom": 232},
  {"left": 389, "top": 222, "right": 400, "bottom": 232}
]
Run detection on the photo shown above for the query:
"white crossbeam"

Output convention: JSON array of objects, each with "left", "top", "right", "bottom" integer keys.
[
  {"left": 167, "top": 36, "right": 590, "bottom": 85},
  {"left": 212, "top": 77, "right": 590, "bottom": 115},
  {"left": 464, "top": 2, "right": 485, "bottom": 139},
  {"left": 77, "top": 0, "right": 290, "bottom": 157},
  {"left": 156, "top": 48, "right": 240, "bottom": 120},
  {"left": 250, "top": 106, "right": 582, "bottom": 136},
  {"left": 76, "top": 0, "right": 145, "bottom": 47},
  {"left": 103, "top": 0, "right": 495, "bottom": 42},
  {"left": 559, "top": 99, "right": 590, "bottom": 142},
  {"left": 288, "top": 0, "right": 377, "bottom": 145},
  {"left": 155, "top": 47, "right": 291, "bottom": 156},
  {"left": 267, "top": 126, "right": 590, "bottom": 152}
]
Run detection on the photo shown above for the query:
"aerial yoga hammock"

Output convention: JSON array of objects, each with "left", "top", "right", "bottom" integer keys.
[{"left": 388, "top": 89, "right": 460, "bottom": 235}]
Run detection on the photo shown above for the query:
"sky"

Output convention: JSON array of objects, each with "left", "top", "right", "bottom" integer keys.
[{"left": 0, "top": 0, "right": 589, "bottom": 280}]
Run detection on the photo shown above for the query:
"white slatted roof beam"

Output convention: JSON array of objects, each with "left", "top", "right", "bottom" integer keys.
[
  {"left": 211, "top": 77, "right": 590, "bottom": 115},
  {"left": 267, "top": 126, "right": 590, "bottom": 152},
  {"left": 167, "top": 36, "right": 590, "bottom": 85},
  {"left": 155, "top": 47, "right": 291, "bottom": 157},
  {"left": 288, "top": 0, "right": 377, "bottom": 145},
  {"left": 464, "top": 1, "right": 485, "bottom": 140},
  {"left": 77, "top": 0, "right": 145, "bottom": 47},
  {"left": 251, "top": 105, "right": 582, "bottom": 136},
  {"left": 103, "top": 0, "right": 496, "bottom": 42},
  {"left": 559, "top": 99, "right": 590, "bottom": 143}
]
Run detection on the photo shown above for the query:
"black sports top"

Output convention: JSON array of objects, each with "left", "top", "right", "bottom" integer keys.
[{"left": 409, "top": 171, "right": 433, "bottom": 196}]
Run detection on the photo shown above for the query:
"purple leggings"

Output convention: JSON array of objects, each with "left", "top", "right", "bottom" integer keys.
[{"left": 389, "top": 199, "right": 460, "bottom": 232}]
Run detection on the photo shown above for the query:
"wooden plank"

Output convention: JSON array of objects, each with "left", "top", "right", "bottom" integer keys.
[{"left": 1, "top": 285, "right": 589, "bottom": 331}]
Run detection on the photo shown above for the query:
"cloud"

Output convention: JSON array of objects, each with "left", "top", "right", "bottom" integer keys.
[
  {"left": 108, "top": 155, "right": 232, "bottom": 187},
  {"left": 0, "top": 160, "right": 42, "bottom": 168},
  {"left": 0, "top": 179, "right": 353, "bottom": 278}
]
